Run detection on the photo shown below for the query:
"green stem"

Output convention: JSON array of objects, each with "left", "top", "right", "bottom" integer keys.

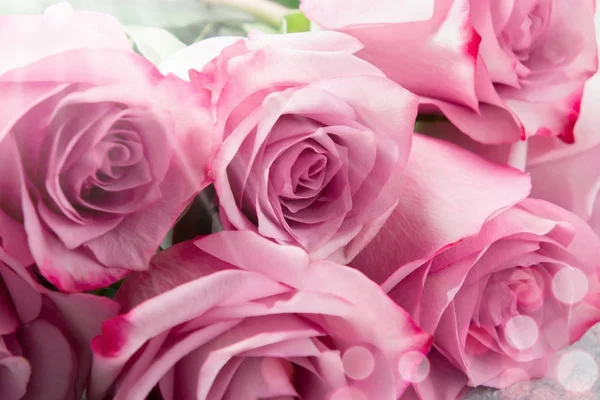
[{"left": 204, "top": 0, "right": 288, "bottom": 28}]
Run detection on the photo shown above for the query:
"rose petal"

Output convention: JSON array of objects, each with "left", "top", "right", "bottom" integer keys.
[
  {"left": 308, "top": 0, "right": 481, "bottom": 109},
  {"left": 0, "top": 355, "right": 31, "bottom": 400},
  {"left": 159, "top": 36, "right": 241, "bottom": 80},
  {"left": 410, "top": 348, "right": 469, "bottom": 400},
  {"left": 351, "top": 134, "right": 531, "bottom": 288},
  {"left": 18, "top": 319, "right": 77, "bottom": 400},
  {"left": 0, "top": 261, "right": 43, "bottom": 325}
]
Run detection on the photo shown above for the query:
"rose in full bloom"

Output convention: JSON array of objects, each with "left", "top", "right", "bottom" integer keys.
[
  {"left": 0, "top": 4, "right": 215, "bottom": 291},
  {"left": 353, "top": 197, "right": 600, "bottom": 398},
  {"left": 301, "top": 0, "right": 598, "bottom": 144},
  {"left": 88, "top": 230, "right": 432, "bottom": 400},
  {"left": 0, "top": 209, "right": 118, "bottom": 400},
  {"left": 161, "top": 31, "right": 418, "bottom": 263}
]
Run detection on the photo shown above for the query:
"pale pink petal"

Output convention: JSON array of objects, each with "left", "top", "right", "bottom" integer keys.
[
  {"left": 351, "top": 134, "right": 531, "bottom": 287},
  {"left": 320, "top": 0, "right": 481, "bottom": 109},
  {"left": 159, "top": 36, "right": 241, "bottom": 80},
  {"left": 429, "top": 98, "right": 524, "bottom": 144},
  {"left": 212, "top": 42, "right": 384, "bottom": 125}
]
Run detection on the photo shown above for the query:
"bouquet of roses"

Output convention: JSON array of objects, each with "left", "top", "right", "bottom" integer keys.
[{"left": 1, "top": 1, "right": 599, "bottom": 399}]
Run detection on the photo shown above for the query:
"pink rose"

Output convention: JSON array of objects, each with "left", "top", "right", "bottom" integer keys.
[
  {"left": 163, "top": 31, "right": 418, "bottom": 262},
  {"left": 0, "top": 5, "right": 215, "bottom": 291},
  {"left": 88, "top": 230, "right": 432, "bottom": 400},
  {"left": 301, "top": 0, "right": 598, "bottom": 144},
  {"left": 354, "top": 197, "right": 600, "bottom": 399},
  {"left": 0, "top": 209, "right": 119, "bottom": 400}
]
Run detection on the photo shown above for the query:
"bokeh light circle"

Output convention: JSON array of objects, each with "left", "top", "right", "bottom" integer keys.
[
  {"left": 552, "top": 267, "right": 589, "bottom": 305},
  {"left": 342, "top": 346, "right": 375, "bottom": 380},
  {"left": 398, "top": 351, "right": 430, "bottom": 383},
  {"left": 505, "top": 315, "right": 539, "bottom": 350},
  {"left": 557, "top": 350, "right": 598, "bottom": 393}
]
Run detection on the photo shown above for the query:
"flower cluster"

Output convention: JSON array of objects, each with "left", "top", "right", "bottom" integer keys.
[{"left": 0, "top": 1, "right": 599, "bottom": 399}]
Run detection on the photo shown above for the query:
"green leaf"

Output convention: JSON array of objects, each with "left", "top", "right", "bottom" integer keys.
[
  {"left": 282, "top": 10, "right": 310, "bottom": 33},
  {"left": 272, "top": 0, "right": 300, "bottom": 8},
  {"left": 124, "top": 25, "right": 186, "bottom": 65},
  {"left": 89, "top": 279, "right": 124, "bottom": 299},
  {"left": 161, "top": 229, "right": 173, "bottom": 250}
]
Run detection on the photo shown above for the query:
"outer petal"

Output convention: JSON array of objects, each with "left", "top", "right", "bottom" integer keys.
[
  {"left": 504, "top": 89, "right": 584, "bottom": 143},
  {"left": 0, "top": 209, "right": 33, "bottom": 268},
  {"left": 428, "top": 98, "right": 524, "bottom": 144},
  {"left": 159, "top": 36, "right": 241, "bottom": 80},
  {"left": 528, "top": 70, "right": 600, "bottom": 164},
  {"left": 0, "top": 2, "right": 129, "bottom": 75},
  {"left": 210, "top": 39, "right": 385, "bottom": 128},
  {"left": 17, "top": 320, "right": 76, "bottom": 400},
  {"left": 350, "top": 134, "right": 531, "bottom": 287},
  {"left": 305, "top": 0, "right": 481, "bottom": 109},
  {"left": 47, "top": 292, "right": 120, "bottom": 347},
  {"left": 0, "top": 356, "right": 30, "bottom": 400},
  {"left": 415, "top": 120, "right": 528, "bottom": 169}
]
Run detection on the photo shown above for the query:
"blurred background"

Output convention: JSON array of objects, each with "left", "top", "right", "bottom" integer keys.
[{"left": 0, "top": 0, "right": 308, "bottom": 65}]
